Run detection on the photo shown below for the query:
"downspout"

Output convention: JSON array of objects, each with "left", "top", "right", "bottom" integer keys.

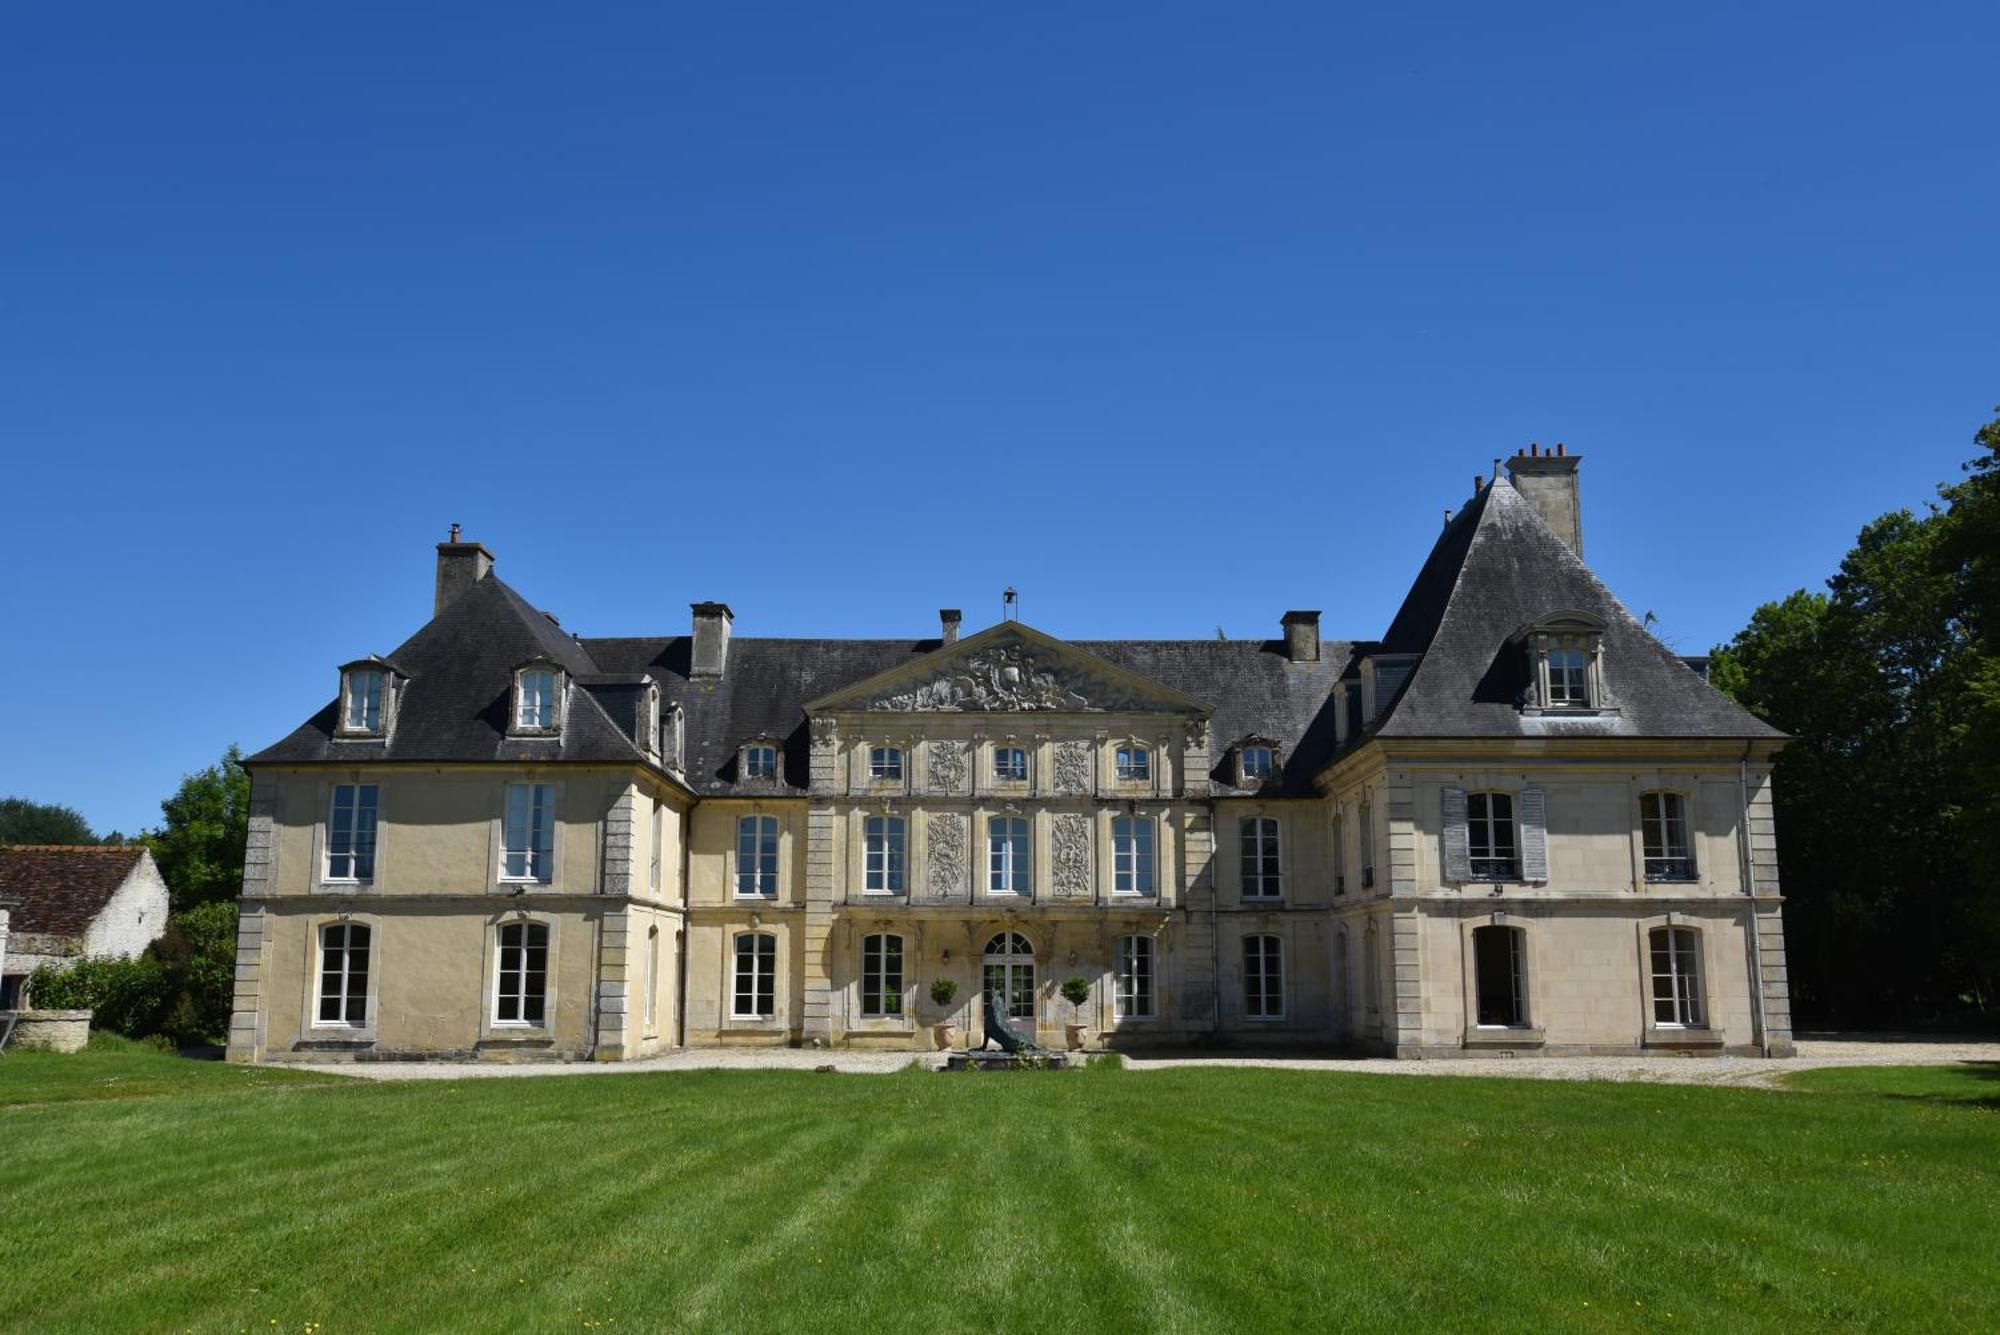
[{"left": 1739, "top": 744, "right": 1771, "bottom": 1058}]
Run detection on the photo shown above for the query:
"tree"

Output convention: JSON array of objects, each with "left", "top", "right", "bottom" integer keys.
[
  {"left": 145, "top": 746, "right": 251, "bottom": 912},
  {"left": 0, "top": 797, "right": 99, "bottom": 846}
]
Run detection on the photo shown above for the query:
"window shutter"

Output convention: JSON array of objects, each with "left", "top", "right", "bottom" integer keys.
[
  {"left": 1441, "top": 787, "right": 1470, "bottom": 883},
  {"left": 1519, "top": 787, "right": 1549, "bottom": 882}
]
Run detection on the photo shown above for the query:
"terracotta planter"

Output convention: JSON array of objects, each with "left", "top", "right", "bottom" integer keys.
[
  {"left": 933, "top": 1023, "right": 954, "bottom": 1051},
  {"left": 1064, "top": 1023, "right": 1087, "bottom": 1051}
]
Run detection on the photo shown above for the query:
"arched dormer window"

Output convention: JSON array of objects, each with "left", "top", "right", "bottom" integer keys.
[
  {"left": 510, "top": 659, "right": 566, "bottom": 736},
  {"left": 336, "top": 657, "right": 405, "bottom": 739},
  {"left": 662, "top": 703, "right": 686, "bottom": 772},
  {"left": 1513, "top": 613, "right": 1609, "bottom": 714},
  {"left": 1231, "top": 737, "right": 1281, "bottom": 788},
  {"left": 642, "top": 681, "right": 662, "bottom": 762}
]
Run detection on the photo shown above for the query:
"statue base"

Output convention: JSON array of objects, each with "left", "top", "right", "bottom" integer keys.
[{"left": 943, "top": 1050, "right": 1072, "bottom": 1071}]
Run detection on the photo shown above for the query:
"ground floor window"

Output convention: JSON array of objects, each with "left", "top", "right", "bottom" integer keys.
[
  {"left": 494, "top": 920, "right": 548, "bottom": 1026},
  {"left": 644, "top": 925, "right": 660, "bottom": 1031},
  {"left": 1472, "top": 924, "right": 1526, "bottom": 1027},
  {"left": 316, "top": 922, "right": 371, "bottom": 1027},
  {"left": 861, "top": 932, "right": 904, "bottom": 1017},
  {"left": 1649, "top": 927, "right": 1705, "bottom": 1027},
  {"left": 1244, "top": 934, "right": 1283, "bottom": 1019},
  {"left": 1, "top": 973, "right": 26, "bottom": 1009},
  {"left": 734, "top": 931, "right": 776, "bottom": 1018},
  {"left": 1115, "top": 934, "right": 1155, "bottom": 1018},
  {"left": 983, "top": 931, "right": 1036, "bottom": 1021}
]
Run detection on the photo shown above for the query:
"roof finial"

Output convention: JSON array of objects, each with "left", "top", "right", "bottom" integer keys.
[{"left": 1002, "top": 587, "right": 1018, "bottom": 622}]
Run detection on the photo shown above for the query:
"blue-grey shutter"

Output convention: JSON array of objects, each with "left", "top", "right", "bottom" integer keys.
[
  {"left": 1441, "top": 787, "right": 1470, "bottom": 883},
  {"left": 1519, "top": 787, "right": 1549, "bottom": 883}
]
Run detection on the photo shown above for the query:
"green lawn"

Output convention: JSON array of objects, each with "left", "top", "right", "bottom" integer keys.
[{"left": 2, "top": 1046, "right": 1996, "bottom": 1333}]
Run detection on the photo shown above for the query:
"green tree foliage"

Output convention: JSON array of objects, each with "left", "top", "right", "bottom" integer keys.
[
  {"left": 28, "top": 901, "right": 240, "bottom": 1046},
  {"left": 1712, "top": 409, "right": 2000, "bottom": 1025},
  {"left": 0, "top": 797, "right": 99, "bottom": 846},
  {"left": 144, "top": 746, "right": 250, "bottom": 912}
]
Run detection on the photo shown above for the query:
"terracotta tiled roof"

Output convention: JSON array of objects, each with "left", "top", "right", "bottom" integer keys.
[{"left": 0, "top": 845, "right": 147, "bottom": 937}]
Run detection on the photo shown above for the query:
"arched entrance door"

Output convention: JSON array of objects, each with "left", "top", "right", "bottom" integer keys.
[{"left": 983, "top": 932, "right": 1037, "bottom": 1029}]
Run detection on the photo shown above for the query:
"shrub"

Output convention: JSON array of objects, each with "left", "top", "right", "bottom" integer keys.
[
  {"left": 24, "top": 900, "right": 240, "bottom": 1047},
  {"left": 1060, "top": 976, "right": 1090, "bottom": 1015},
  {"left": 929, "top": 978, "right": 958, "bottom": 1008},
  {"left": 28, "top": 956, "right": 175, "bottom": 1036}
]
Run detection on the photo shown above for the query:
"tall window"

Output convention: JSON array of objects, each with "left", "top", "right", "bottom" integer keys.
[
  {"left": 1649, "top": 927, "right": 1705, "bottom": 1027},
  {"left": 1359, "top": 799, "right": 1376, "bottom": 889},
  {"left": 1331, "top": 814, "right": 1347, "bottom": 896},
  {"left": 649, "top": 802, "right": 663, "bottom": 893},
  {"left": 1641, "top": 792, "right": 1694, "bottom": 881},
  {"left": 1363, "top": 922, "right": 1381, "bottom": 1014},
  {"left": 316, "top": 923, "right": 370, "bottom": 1027},
  {"left": 1116, "top": 745, "right": 1150, "bottom": 782},
  {"left": 1472, "top": 925, "right": 1527, "bottom": 1027},
  {"left": 1112, "top": 815, "right": 1155, "bottom": 896},
  {"left": 861, "top": 933, "right": 904, "bottom": 1017},
  {"left": 644, "top": 925, "right": 660, "bottom": 1030},
  {"left": 983, "top": 932, "right": 1036, "bottom": 1021},
  {"left": 326, "top": 784, "right": 378, "bottom": 882},
  {"left": 737, "top": 815, "right": 779, "bottom": 897},
  {"left": 1240, "top": 746, "right": 1275, "bottom": 783},
  {"left": 744, "top": 744, "right": 778, "bottom": 780},
  {"left": 864, "top": 815, "right": 906, "bottom": 893},
  {"left": 501, "top": 783, "right": 555, "bottom": 882},
  {"left": 344, "top": 669, "right": 383, "bottom": 731},
  {"left": 993, "top": 747, "right": 1028, "bottom": 782},
  {"left": 1115, "top": 935, "right": 1155, "bottom": 1018},
  {"left": 516, "top": 668, "right": 557, "bottom": 729},
  {"left": 1468, "top": 792, "right": 1518, "bottom": 880},
  {"left": 1244, "top": 934, "right": 1284, "bottom": 1019},
  {"left": 869, "top": 746, "right": 904, "bottom": 781},
  {"left": 1547, "top": 648, "right": 1590, "bottom": 707},
  {"left": 733, "top": 932, "right": 776, "bottom": 1018},
  {"left": 494, "top": 920, "right": 549, "bottom": 1025},
  {"left": 1239, "top": 817, "right": 1282, "bottom": 900},
  {"left": 988, "top": 816, "right": 1030, "bottom": 894}
]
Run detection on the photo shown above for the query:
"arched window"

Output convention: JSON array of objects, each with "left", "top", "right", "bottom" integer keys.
[
  {"left": 733, "top": 932, "right": 776, "bottom": 1018},
  {"left": 494, "top": 920, "right": 549, "bottom": 1026},
  {"left": 863, "top": 815, "right": 906, "bottom": 893},
  {"left": 1472, "top": 925, "right": 1527, "bottom": 1027},
  {"left": 1640, "top": 792, "right": 1695, "bottom": 881},
  {"left": 1116, "top": 744, "right": 1151, "bottom": 782},
  {"left": 1239, "top": 817, "right": 1282, "bottom": 900},
  {"left": 861, "top": 933, "right": 904, "bottom": 1017},
  {"left": 1244, "top": 934, "right": 1284, "bottom": 1019},
  {"left": 737, "top": 815, "right": 779, "bottom": 897},
  {"left": 1649, "top": 927, "right": 1705, "bottom": 1027},
  {"left": 1115, "top": 935, "right": 1155, "bottom": 1018},
  {"left": 983, "top": 931, "right": 1036, "bottom": 1020},
  {"left": 1468, "top": 792, "right": 1518, "bottom": 880},
  {"left": 316, "top": 922, "right": 370, "bottom": 1027},
  {"left": 988, "top": 817, "right": 1030, "bottom": 895},
  {"left": 1112, "top": 815, "right": 1155, "bottom": 896}
]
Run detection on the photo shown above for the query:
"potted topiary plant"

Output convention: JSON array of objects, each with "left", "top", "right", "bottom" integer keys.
[
  {"left": 1060, "top": 975, "right": 1091, "bottom": 1051},
  {"left": 929, "top": 977, "right": 959, "bottom": 1051}
]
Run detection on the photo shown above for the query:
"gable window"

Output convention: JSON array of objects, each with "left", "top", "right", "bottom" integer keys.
[
  {"left": 1240, "top": 746, "right": 1275, "bottom": 784},
  {"left": 988, "top": 816, "right": 1030, "bottom": 895},
  {"left": 732, "top": 932, "right": 776, "bottom": 1018},
  {"left": 325, "top": 784, "right": 378, "bottom": 882},
  {"left": 1112, "top": 815, "right": 1155, "bottom": 896},
  {"left": 744, "top": 744, "right": 778, "bottom": 780},
  {"left": 1115, "top": 934, "right": 1155, "bottom": 1019},
  {"left": 1649, "top": 927, "right": 1705, "bottom": 1027},
  {"left": 493, "top": 921, "right": 549, "bottom": 1026},
  {"left": 1244, "top": 934, "right": 1284, "bottom": 1019},
  {"left": 501, "top": 783, "right": 556, "bottom": 883},
  {"left": 737, "top": 815, "right": 779, "bottom": 897},
  {"left": 1472, "top": 925, "right": 1527, "bottom": 1027},
  {"left": 1116, "top": 745, "right": 1151, "bottom": 782},
  {"left": 316, "top": 923, "right": 371, "bottom": 1027},
  {"left": 869, "top": 746, "right": 904, "bottom": 782},
  {"left": 1239, "top": 817, "right": 1282, "bottom": 900},
  {"left": 993, "top": 747, "right": 1028, "bottom": 782},
  {"left": 860, "top": 933, "right": 904, "bottom": 1018},
  {"left": 863, "top": 815, "right": 906, "bottom": 894},
  {"left": 1641, "top": 792, "right": 1695, "bottom": 881},
  {"left": 343, "top": 669, "right": 384, "bottom": 732},
  {"left": 1468, "top": 792, "right": 1518, "bottom": 880},
  {"left": 515, "top": 668, "right": 558, "bottom": 730}
]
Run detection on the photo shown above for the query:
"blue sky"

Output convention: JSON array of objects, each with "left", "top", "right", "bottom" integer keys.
[{"left": 3, "top": 4, "right": 1995, "bottom": 835}]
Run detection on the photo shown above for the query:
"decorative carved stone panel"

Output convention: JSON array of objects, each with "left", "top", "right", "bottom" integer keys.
[
  {"left": 1052, "top": 813, "right": 1091, "bottom": 898},
  {"left": 926, "top": 812, "right": 967, "bottom": 901},
  {"left": 927, "top": 740, "right": 967, "bottom": 794},
  {"left": 866, "top": 640, "right": 1155, "bottom": 713},
  {"left": 1053, "top": 740, "right": 1093, "bottom": 796}
]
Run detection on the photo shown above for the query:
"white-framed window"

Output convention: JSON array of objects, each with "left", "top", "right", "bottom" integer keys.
[
  {"left": 1112, "top": 815, "right": 1155, "bottom": 896},
  {"left": 1331, "top": 813, "right": 1347, "bottom": 896},
  {"left": 869, "top": 746, "right": 904, "bottom": 781},
  {"left": 325, "top": 784, "right": 378, "bottom": 882},
  {"left": 316, "top": 922, "right": 371, "bottom": 1027},
  {"left": 1239, "top": 816, "right": 1282, "bottom": 900},
  {"left": 493, "top": 920, "right": 549, "bottom": 1026},
  {"left": 1240, "top": 745, "right": 1275, "bottom": 784},
  {"left": 864, "top": 815, "right": 906, "bottom": 894},
  {"left": 1115, "top": 934, "right": 1155, "bottom": 1019},
  {"left": 501, "top": 783, "right": 555, "bottom": 883},
  {"left": 733, "top": 931, "right": 776, "bottom": 1018},
  {"left": 860, "top": 933, "right": 904, "bottom": 1018},
  {"left": 983, "top": 931, "right": 1036, "bottom": 1021},
  {"left": 1472, "top": 925, "right": 1527, "bottom": 1027},
  {"left": 644, "top": 925, "right": 660, "bottom": 1031},
  {"left": 737, "top": 815, "right": 779, "bottom": 897},
  {"left": 1244, "top": 934, "right": 1284, "bottom": 1019},
  {"left": 343, "top": 669, "right": 383, "bottom": 732},
  {"left": 993, "top": 747, "right": 1028, "bottom": 782},
  {"left": 1468, "top": 791, "right": 1518, "bottom": 880},
  {"left": 1649, "top": 927, "right": 1705, "bottom": 1027},
  {"left": 515, "top": 668, "right": 558, "bottom": 730},
  {"left": 988, "top": 816, "right": 1030, "bottom": 895},
  {"left": 1641, "top": 792, "right": 1695, "bottom": 881},
  {"left": 1546, "top": 647, "right": 1590, "bottom": 707},
  {"left": 744, "top": 744, "right": 778, "bottom": 780},
  {"left": 1116, "top": 745, "right": 1151, "bottom": 782}
]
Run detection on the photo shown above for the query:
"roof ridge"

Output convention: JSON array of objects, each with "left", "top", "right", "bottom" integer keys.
[{"left": 0, "top": 844, "right": 142, "bottom": 853}]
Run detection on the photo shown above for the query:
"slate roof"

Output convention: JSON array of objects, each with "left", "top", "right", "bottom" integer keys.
[{"left": 0, "top": 845, "right": 148, "bottom": 938}]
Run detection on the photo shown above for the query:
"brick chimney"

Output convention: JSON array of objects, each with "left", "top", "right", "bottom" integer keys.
[
  {"left": 690, "top": 602, "right": 733, "bottom": 678},
  {"left": 1280, "top": 610, "right": 1320, "bottom": 663},
  {"left": 1505, "top": 443, "right": 1583, "bottom": 557},
  {"left": 434, "top": 525, "right": 495, "bottom": 615},
  {"left": 940, "top": 609, "right": 962, "bottom": 644}
]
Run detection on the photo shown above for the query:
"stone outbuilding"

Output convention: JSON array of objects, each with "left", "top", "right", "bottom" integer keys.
[{"left": 0, "top": 845, "right": 171, "bottom": 1008}]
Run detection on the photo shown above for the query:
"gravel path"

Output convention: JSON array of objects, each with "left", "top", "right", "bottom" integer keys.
[{"left": 312, "top": 1035, "right": 1998, "bottom": 1088}]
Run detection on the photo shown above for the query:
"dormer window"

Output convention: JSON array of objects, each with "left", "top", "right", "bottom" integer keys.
[
  {"left": 1517, "top": 614, "right": 1608, "bottom": 714},
  {"left": 1115, "top": 745, "right": 1151, "bottom": 782},
  {"left": 1548, "top": 648, "right": 1589, "bottom": 705},
  {"left": 744, "top": 744, "right": 778, "bottom": 780},
  {"left": 509, "top": 661, "right": 566, "bottom": 736},
  {"left": 1240, "top": 745, "right": 1275, "bottom": 785},
  {"left": 344, "top": 670, "right": 383, "bottom": 732}
]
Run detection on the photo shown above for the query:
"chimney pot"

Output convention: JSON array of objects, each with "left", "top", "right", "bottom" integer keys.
[
  {"left": 1556, "top": 441, "right": 1566, "bottom": 456},
  {"left": 690, "top": 602, "right": 734, "bottom": 678},
  {"left": 939, "top": 609, "right": 962, "bottom": 644},
  {"left": 449, "top": 522, "right": 461, "bottom": 541},
  {"left": 1280, "top": 610, "right": 1321, "bottom": 664},
  {"left": 433, "top": 533, "right": 495, "bottom": 615}
]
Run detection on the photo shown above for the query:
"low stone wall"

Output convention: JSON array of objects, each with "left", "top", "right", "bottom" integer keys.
[{"left": 5, "top": 1009, "right": 92, "bottom": 1053}]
